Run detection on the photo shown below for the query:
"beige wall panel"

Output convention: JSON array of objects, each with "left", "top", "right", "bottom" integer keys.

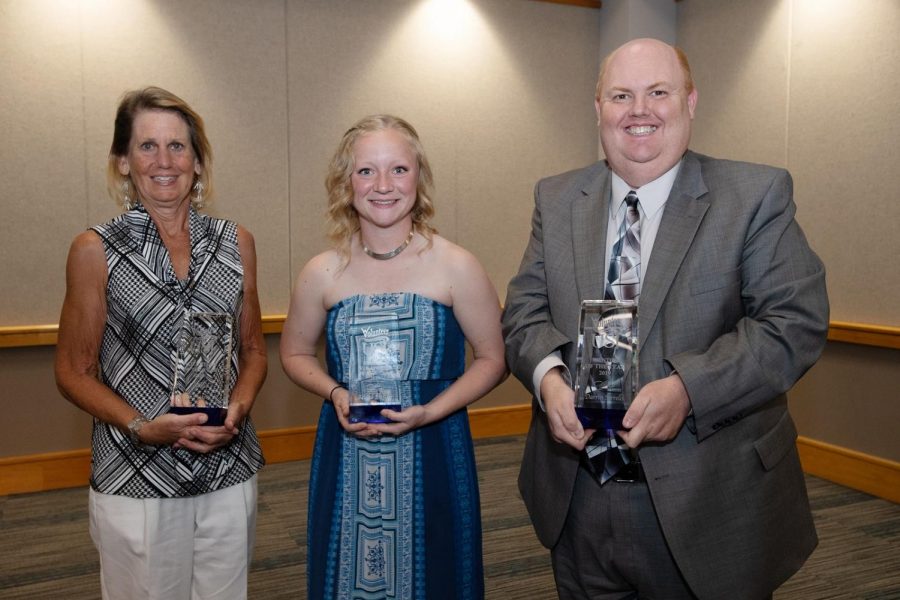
[
  {"left": 677, "top": 0, "right": 790, "bottom": 167},
  {"left": 0, "top": 346, "right": 91, "bottom": 456},
  {"left": 790, "top": 343, "right": 900, "bottom": 462},
  {"left": 285, "top": 0, "right": 602, "bottom": 297},
  {"left": 0, "top": 0, "right": 86, "bottom": 325},
  {"left": 453, "top": 0, "right": 602, "bottom": 295},
  {"left": 675, "top": 0, "right": 900, "bottom": 463},
  {"left": 787, "top": 0, "right": 900, "bottom": 325},
  {"left": 250, "top": 335, "right": 322, "bottom": 430},
  {"left": 285, "top": 0, "right": 501, "bottom": 269},
  {"left": 286, "top": 0, "right": 437, "bottom": 282},
  {"left": 77, "top": 0, "right": 291, "bottom": 315}
]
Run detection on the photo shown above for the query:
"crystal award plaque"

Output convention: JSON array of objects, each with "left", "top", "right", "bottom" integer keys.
[
  {"left": 169, "top": 311, "right": 232, "bottom": 426},
  {"left": 573, "top": 300, "right": 638, "bottom": 431},
  {"left": 348, "top": 313, "right": 403, "bottom": 423}
]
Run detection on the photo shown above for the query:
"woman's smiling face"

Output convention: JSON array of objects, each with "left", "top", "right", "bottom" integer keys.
[
  {"left": 350, "top": 128, "right": 419, "bottom": 231},
  {"left": 118, "top": 109, "right": 200, "bottom": 208}
]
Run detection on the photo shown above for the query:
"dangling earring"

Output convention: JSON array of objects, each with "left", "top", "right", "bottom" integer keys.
[
  {"left": 191, "top": 180, "right": 204, "bottom": 209},
  {"left": 122, "top": 180, "right": 135, "bottom": 210}
]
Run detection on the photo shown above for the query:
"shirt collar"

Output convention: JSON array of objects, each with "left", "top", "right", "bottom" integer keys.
[{"left": 610, "top": 160, "right": 682, "bottom": 219}]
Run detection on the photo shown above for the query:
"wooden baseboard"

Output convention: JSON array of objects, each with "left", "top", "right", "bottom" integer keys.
[
  {"left": 0, "top": 448, "right": 92, "bottom": 496},
  {"left": 797, "top": 436, "right": 900, "bottom": 504},
  {"left": 468, "top": 403, "right": 533, "bottom": 439},
  {"left": 3, "top": 405, "right": 897, "bottom": 505}
]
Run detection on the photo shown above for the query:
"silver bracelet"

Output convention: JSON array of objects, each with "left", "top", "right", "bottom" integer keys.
[{"left": 126, "top": 415, "right": 150, "bottom": 445}]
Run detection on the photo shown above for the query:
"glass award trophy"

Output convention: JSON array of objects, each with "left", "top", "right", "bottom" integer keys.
[
  {"left": 573, "top": 300, "right": 638, "bottom": 431},
  {"left": 348, "top": 313, "right": 403, "bottom": 423},
  {"left": 169, "top": 311, "right": 232, "bottom": 426}
]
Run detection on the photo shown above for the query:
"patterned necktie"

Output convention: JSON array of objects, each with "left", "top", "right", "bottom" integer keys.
[
  {"left": 605, "top": 191, "right": 641, "bottom": 302},
  {"left": 586, "top": 191, "right": 641, "bottom": 483}
]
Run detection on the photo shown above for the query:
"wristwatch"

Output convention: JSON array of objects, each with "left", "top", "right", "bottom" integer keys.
[{"left": 126, "top": 415, "right": 151, "bottom": 445}]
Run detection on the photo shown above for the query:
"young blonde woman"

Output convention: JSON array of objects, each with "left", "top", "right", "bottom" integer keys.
[{"left": 281, "top": 115, "right": 506, "bottom": 599}]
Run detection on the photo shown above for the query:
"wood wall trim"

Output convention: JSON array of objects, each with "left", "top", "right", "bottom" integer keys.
[
  {"left": 827, "top": 320, "right": 900, "bottom": 350},
  {"left": 261, "top": 314, "right": 288, "bottom": 335},
  {"left": 0, "top": 324, "right": 60, "bottom": 348},
  {"left": 0, "top": 319, "right": 292, "bottom": 347},
  {"left": 2, "top": 404, "right": 897, "bottom": 503},
  {"left": 4, "top": 318, "right": 898, "bottom": 350}
]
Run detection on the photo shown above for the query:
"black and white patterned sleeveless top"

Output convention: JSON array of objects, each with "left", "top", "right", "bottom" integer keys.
[{"left": 89, "top": 205, "right": 264, "bottom": 498}]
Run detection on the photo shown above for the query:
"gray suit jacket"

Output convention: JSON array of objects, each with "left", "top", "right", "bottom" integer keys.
[{"left": 502, "top": 151, "right": 829, "bottom": 600}]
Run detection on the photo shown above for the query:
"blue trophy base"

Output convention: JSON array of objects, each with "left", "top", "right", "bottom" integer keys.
[
  {"left": 576, "top": 406, "right": 628, "bottom": 431},
  {"left": 169, "top": 406, "right": 228, "bottom": 426},
  {"left": 349, "top": 404, "right": 402, "bottom": 424}
]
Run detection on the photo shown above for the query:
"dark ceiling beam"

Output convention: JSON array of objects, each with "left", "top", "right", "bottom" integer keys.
[{"left": 531, "top": 0, "right": 603, "bottom": 9}]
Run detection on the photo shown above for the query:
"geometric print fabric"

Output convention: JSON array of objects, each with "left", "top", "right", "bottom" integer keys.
[
  {"left": 307, "top": 293, "right": 483, "bottom": 599},
  {"left": 89, "top": 205, "right": 263, "bottom": 498}
]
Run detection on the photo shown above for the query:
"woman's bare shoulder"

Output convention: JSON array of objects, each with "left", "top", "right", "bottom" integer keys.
[
  {"left": 67, "top": 230, "right": 106, "bottom": 263},
  {"left": 428, "top": 234, "right": 482, "bottom": 273},
  {"left": 291, "top": 249, "right": 347, "bottom": 298},
  {"left": 303, "top": 249, "right": 344, "bottom": 278}
]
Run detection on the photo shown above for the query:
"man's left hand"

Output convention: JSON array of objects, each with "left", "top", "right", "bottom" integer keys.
[{"left": 618, "top": 373, "right": 691, "bottom": 448}]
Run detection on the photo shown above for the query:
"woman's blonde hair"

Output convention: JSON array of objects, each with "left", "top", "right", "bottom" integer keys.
[
  {"left": 325, "top": 114, "right": 437, "bottom": 264},
  {"left": 106, "top": 86, "right": 213, "bottom": 210}
]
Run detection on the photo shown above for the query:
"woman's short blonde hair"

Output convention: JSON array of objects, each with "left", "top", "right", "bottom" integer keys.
[
  {"left": 106, "top": 86, "right": 213, "bottom": 210},
  {"left": 325, "top": 114, "right": 437, "bottom": 264}
]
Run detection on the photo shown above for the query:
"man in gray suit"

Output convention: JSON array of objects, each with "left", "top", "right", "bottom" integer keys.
[{"left": 502, "top": 38, "right": 829, "bottom": 599}]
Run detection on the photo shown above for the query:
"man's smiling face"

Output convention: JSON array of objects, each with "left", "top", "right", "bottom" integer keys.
[{"left": 596, "top": 39, "right": 698, "bottom": 188}]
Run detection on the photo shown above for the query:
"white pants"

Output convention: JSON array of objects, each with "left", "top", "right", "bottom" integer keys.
[{"left": 89, "top": 475, "right": 257, "bottom": 600}]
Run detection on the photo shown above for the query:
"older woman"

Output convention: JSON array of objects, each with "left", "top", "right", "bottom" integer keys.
[
  {"left": 280, "top": 115, "right": 506, "bottom": 599},
  {"left": 55, "top": 87, "right": 265, "bottom": 599}
]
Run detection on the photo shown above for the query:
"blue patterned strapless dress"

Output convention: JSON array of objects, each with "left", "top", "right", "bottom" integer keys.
[{"left": 307, "top": 293, "right": 484, "bottom": 599}]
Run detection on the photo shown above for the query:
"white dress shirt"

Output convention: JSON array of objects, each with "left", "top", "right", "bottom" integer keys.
[{"left": 531, "top": 160, "right": 683, "bottom": 405}]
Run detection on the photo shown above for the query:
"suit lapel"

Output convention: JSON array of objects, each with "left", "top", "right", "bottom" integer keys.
[
  {"left": 640, "top": 152, "right": 710, "bottom": 342},
  {"left": 572, "top": 163, "right": 611, "bottom": 302}
]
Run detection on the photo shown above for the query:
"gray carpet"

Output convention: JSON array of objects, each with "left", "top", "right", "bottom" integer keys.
[{"left": 1, "top": 435, "right": 898, "bottom": 599}]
